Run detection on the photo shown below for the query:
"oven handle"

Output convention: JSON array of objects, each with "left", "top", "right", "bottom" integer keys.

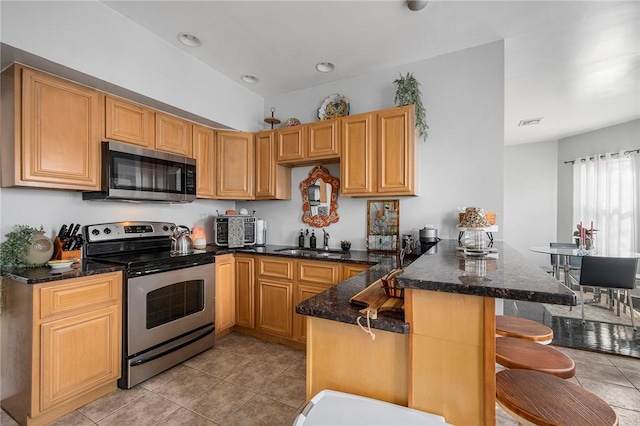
[{"left": 129, "top": 325, "right": 214, "bottom": 367}]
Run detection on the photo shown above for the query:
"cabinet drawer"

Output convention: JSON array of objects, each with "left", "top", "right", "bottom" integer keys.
[
  {"left": 342, "top": 263, "right": 371, "bottom": 280},
  {"left": 297, "top": 260, "right": 341, "bottom": 286},
  {"left": 257, "top": 257, "right": 294, "bottom": 280},
  {"left": 39, "top": 272, "right": 121, "bottom": 320}
]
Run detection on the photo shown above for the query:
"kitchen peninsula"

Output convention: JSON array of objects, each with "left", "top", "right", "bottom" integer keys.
[{"left": 297, "top": 239, "right": 576, "bottom": 426}]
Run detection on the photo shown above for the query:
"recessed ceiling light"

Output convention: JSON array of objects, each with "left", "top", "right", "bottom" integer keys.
[
  {"left": 316, "top": 62, "right": 335, "bottom": 73},
  {"left": 177, "top": 32, "right": 202, "bottom": 47},
  {"left": 241, "top": 74, "right": 259, "bottom": 84},
  {"left": 407, "top": 1, "right": 429, "bottom": 11}
]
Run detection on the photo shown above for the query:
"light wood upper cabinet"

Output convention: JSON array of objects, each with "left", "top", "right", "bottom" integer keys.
[
  {"left": 1, "top": 65, "right": 101, "bottom": 190},
  {"left": 193, "top": 124, "right": 216, "bottom": 199},
  {"left": 341, "top": 105, "right": 416, "bottom": 197},
  {"left": 215, "top": 254, "right": 235, "bottom": 336},
  {"left": 307, "top": 119, "right": 340, "bottom": 160},
  {"left": 155, "top": 111, "right": 193, "bottom": 157},
  {"left": 216, "top": 130, "right": 255, "bottom": 200},
  {"left": 236, "top": 255, "right": 256, "bottom": 329},
  {"left": 277, "top": 126, "right": 305, "bottom": 162},
  {"left": 340, "top": 112, "right": 377, "bottom": 195},
  {"left": 276, "top": 120, "right": 340, "bottom": 165},
  {"left": 255, "top": 130, "right": 291, "bottom": 200},
  {"left": 104, "top": 95, "right": 154, "bottom": 148},
  {"left": 378, "top": 106, "right": 415, "bottom": 195}
]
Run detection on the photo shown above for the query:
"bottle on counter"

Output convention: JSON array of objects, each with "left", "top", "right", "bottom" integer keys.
[
  {"left": 310, "top": 230, "right": 317, "bottom": 248},
  {"left": 298, "top": 229, "right": 305, "bottom": 248}
]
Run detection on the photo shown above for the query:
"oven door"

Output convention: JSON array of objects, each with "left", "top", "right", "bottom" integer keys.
[{"left": 127, "top": 263, "right": 214, "bottom": 356}]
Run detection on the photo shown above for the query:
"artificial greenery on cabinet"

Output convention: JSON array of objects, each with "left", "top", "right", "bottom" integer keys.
[
  {"left": 393, "top": 72, "right": 428, "bottom": 141},
  {"left": 0, "top": 224, "right": 45, "bottom": 272}
]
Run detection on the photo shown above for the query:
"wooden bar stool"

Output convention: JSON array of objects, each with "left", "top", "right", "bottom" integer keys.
[
  {"left": 496, "top": 315, "right": 553, "bottom": 344},
  {"left": 496, "top": 369, "right": 618, "bottom": 425},
  {"left": 496, "top": 336, "right": 576, "bottom": 378}
]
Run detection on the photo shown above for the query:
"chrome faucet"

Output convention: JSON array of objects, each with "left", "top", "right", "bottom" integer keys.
[{"left": 323, "top": 229, "right": 330, "bottom": 250}]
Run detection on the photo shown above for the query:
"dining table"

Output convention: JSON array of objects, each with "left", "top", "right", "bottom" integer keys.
[{"left": 529, "top": 246, "right": 640, "bottom": 302}]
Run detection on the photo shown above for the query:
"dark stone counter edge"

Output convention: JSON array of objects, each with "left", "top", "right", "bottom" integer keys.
[
  {"left": 1, "top": 244, "right": 381, "bottom": 285},
  {"left": 396, "top": 278, "right": 578, "bottom": 306}
]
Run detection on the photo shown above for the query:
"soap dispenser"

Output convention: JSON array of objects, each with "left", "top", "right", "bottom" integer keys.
[
  {"left": 298, "top": 229, "right": 305, "bottom": 248},
  {"left": 310, "top": 230, "right": 317, "bottom": 249}
]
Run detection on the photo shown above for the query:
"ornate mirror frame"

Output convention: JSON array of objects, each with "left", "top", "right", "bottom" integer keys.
[{"left": 300, "top": 165, "right": 340, "bottom": 228}]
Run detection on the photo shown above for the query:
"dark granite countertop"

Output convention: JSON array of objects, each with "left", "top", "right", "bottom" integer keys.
[
  {"left": 3, "top": 260, "right": 125, "bottom": 285},
  {"left": 396, "top": 239, "right": 577, "bottom": 306},
  {"left": 2, "top": 244, "right": 385, "bottom": 285}
]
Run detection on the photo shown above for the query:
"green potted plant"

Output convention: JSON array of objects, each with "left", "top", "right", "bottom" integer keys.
[
  {"left": 0, "top": 224, "right": 49, "bottom": 272},
  {"left": 393, "top": 72, "right": 428, "bottom": 141}
]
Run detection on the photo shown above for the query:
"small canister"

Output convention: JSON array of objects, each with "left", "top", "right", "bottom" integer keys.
[{"left": 420, "top": 226, "right": 438, "bottom": 243}]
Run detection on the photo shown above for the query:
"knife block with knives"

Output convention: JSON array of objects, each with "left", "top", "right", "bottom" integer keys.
[{"left": 52, "top": 223, "right": 82, "bottom": 261}]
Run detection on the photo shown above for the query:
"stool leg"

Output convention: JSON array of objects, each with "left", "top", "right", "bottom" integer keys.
[
  {"left": 627, "top": 290, "right": 636, "bottom": 330},
  {"left": 580, "top": 286, "right": 586, "bottom": 324}
]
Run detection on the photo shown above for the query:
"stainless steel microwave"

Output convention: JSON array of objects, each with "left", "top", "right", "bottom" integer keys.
[
  {"left": 83, "top": 140, "right": 196, "bottom": 203},
  {"left": 215, "top": 216, "right": 256, "bottom": 248}
]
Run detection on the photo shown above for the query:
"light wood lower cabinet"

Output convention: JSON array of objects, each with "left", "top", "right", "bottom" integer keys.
[
  {"left": 215, "top": 254, "right": 235, "bottom": 337},
  {"left": 343, "top": 263, "right": 370, "bottom": 279},
  {"left": 257, "top": 278, "right": 293, "bottom": 337},
  {"left": 1, "top": 272, "right": 122, "bottom": 426},
  {"left": 235, "top": 255, "right": 255, "bottom": 329}
]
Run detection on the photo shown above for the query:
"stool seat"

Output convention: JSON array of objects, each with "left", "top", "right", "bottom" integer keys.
[
  {"left": 496, "top": 315, "right": 553, "bottom": 344},
  {"left": 496, "top": 336, "right": 576, "bottom": 378},
  {"left": 496, "top": 369, "right": 618, "bottom": 426}
]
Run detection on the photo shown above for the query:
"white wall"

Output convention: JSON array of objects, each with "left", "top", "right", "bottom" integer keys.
[
  {"left": 0, "top": 0, "right": 263, "bottom": 132},
  {"left": 504, "top": 140, "right": 558, "bottom": 265},
  {"left": 557, "top": 119, "right": 640, "bottom": 242},
  {"left": 240, "top": 41, "right": 505, "bottom": 249}
]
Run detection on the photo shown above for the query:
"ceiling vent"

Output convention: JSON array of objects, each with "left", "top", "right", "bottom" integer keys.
[{"left": 518, "top": 117, "right": 543, "bottom": 127}]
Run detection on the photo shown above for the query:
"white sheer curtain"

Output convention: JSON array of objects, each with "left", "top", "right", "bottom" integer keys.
[{"left": 572, "top": 151, "right": 638, "bottom": 253}]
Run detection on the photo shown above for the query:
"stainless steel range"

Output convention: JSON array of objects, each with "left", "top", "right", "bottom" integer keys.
[{"left": 83, "top": 221, "right": 215, "bottom": 389}]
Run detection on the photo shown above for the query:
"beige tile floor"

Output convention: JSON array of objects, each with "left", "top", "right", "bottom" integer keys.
[{"left": 3, "top": 333, "right": 640, "bottom": 425}]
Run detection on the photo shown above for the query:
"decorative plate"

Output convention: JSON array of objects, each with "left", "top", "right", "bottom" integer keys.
[
  {"left": 317, "top": 93, "right": 350, "bottom": 120},
  {"left": 284, "top": 117, "right": 301, "bottom": 127},
  {"left": 47, "top": 259, "right": 75, "bottom": 269}
]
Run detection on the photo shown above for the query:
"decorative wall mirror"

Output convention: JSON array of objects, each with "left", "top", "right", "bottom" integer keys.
[
  {"left": 367, "top": 200, "right": 400, "bottom": 252},
  {"left": 301, "top": 165, "right": 340, "bottom": 228}
]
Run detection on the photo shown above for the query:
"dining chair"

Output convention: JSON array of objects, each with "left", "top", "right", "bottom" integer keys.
[
  {"left": 549, "top": 242, "right": 581, "bottom": 282},
  {"left": 577, "top": 256, "right": 639, "bottom": 330}
]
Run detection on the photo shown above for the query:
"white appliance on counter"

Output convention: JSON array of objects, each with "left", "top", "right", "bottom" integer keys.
[
  {"left": 256, "top": 219, "right": 266, "bottom": 246},
  {"left": 214, "top": 215, "right": 257, "bottom": 248}
]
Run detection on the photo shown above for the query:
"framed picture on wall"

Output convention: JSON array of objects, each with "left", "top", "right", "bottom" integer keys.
[{"left": 366, "top": 200, "right": 400, "bottom": 252}]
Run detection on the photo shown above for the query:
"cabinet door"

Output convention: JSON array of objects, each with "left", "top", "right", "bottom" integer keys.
[
  {"left": 293, "top": 283, "right": 327, "bottom": 343},
  {"left": 104, "top": 95, "right": 154, "bottom": 148},
  {"left": 155, "top": 112, "right": 193, "bottom": 156},
  {"left": 340, "top": 112, "right": 376, "bottom": 196},
  {"left": 308, "top": 120, "right": 340, "bottom": 160},
  {"left": 255, "top": 130, "right": 291, "bottom": 200},
  {"left": 277, "top": 126, "right": 305, "bottom": 163},
  {"left": 377, "top": 105, "right": 416, "bottom": 195},
  {"left": 215, "top": 254, "right": 235, "bottom": 335},
  {"left": 39, "top": 305, "right": 120, "bottom": 412},
  {"left": 343, "top": 263, "right": 370, "bottom": 280},
  {"left": 235, "top": 256, "right": 255, "bottom": 329},
  {"left": 193, "top": 124, "right": 216, "bottom": 199},
  {"left": 20, "top": 67, "right": 101, "bottom": 190},
  {"left": 216, "top": 131, "right": 255, "bottom": 199},
  {"left": 257, "top": 278, "right": 293, "bottom": 337}
]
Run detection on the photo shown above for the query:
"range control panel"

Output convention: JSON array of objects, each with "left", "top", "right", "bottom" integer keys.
[{"left": 84, "top": 221, "right": 176, "bottom": 243}]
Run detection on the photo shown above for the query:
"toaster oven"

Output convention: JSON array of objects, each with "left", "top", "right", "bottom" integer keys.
[{"left": 214, "top": 216, "right": 256, "bottom": 248}]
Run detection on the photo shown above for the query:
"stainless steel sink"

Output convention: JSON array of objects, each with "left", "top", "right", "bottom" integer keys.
[{"left": 274, "top": 247, "right": 345, "bottom": 258}]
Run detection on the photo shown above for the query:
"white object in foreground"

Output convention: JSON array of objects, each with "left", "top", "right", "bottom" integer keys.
[{"left": 294, "top": 389, "right": 452, "bottom": 425}]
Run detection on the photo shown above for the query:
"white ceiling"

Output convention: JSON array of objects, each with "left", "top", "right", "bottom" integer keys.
[{"left": 102, "top": 0, "right": 639, "bottom": 146}]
